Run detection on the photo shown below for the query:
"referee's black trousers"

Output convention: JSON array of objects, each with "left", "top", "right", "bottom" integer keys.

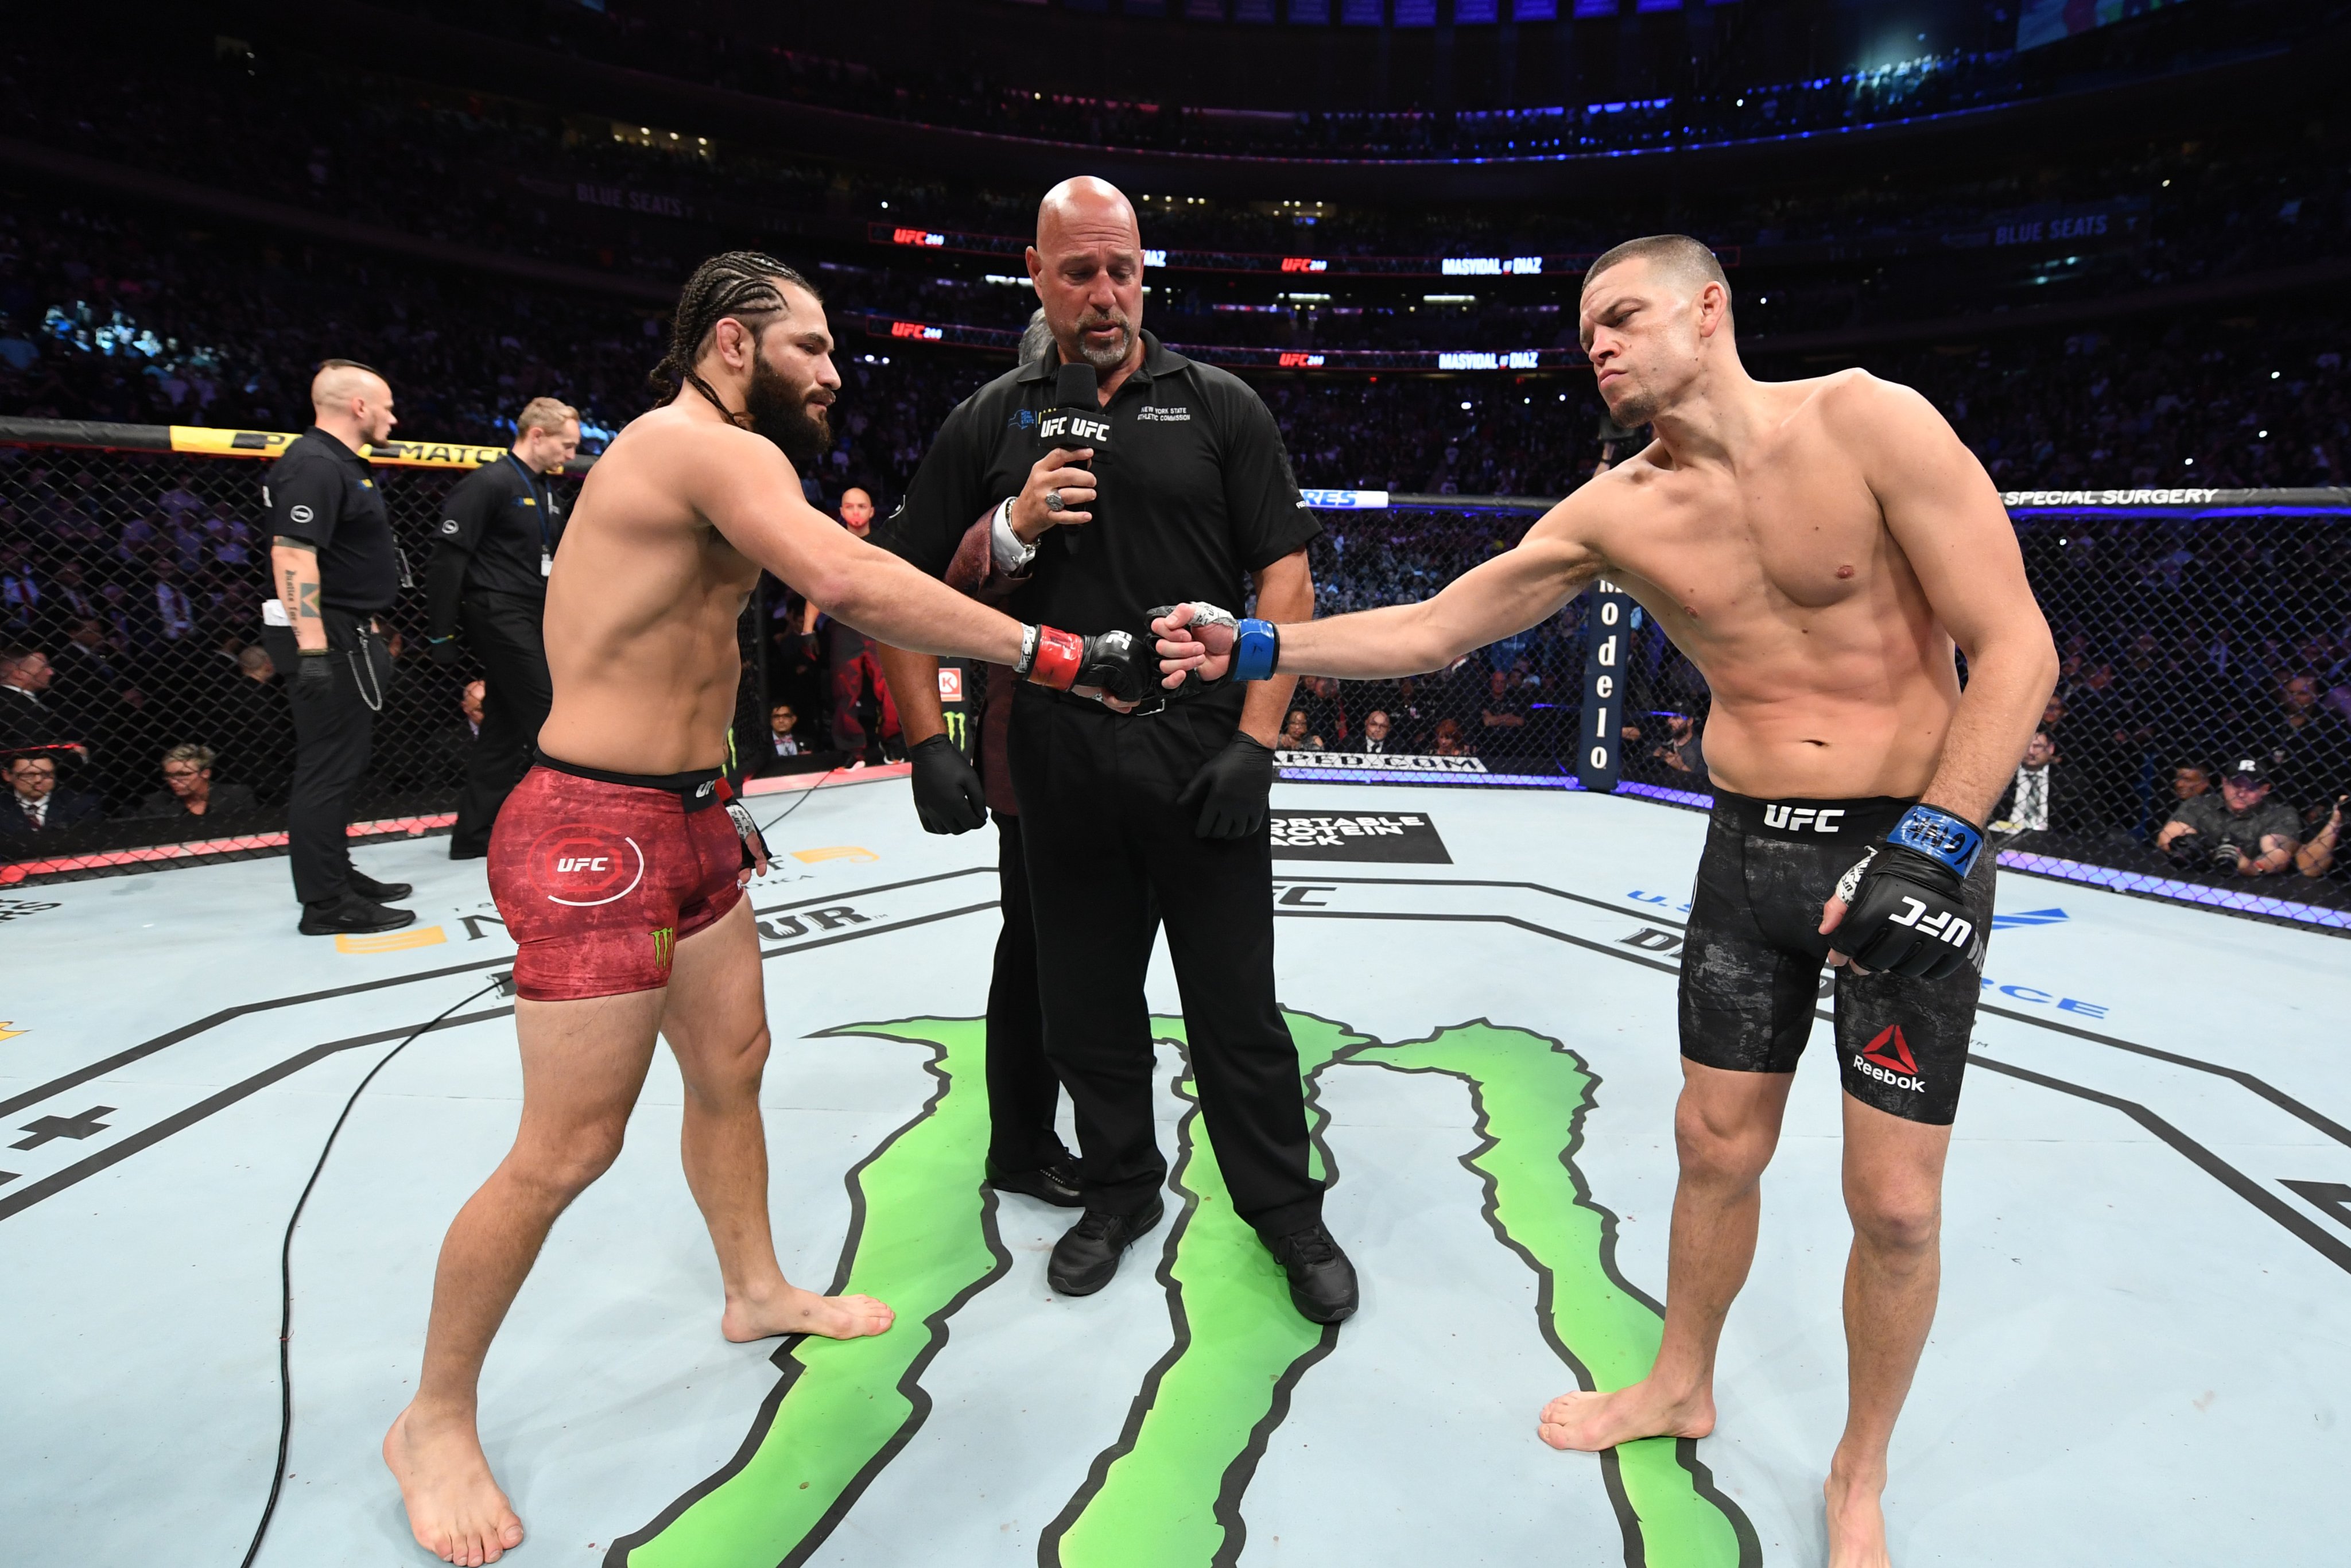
[
  {"left": 262, "top": 612, "right": 393, "bottom": 906},
  {"left": 1008, "top": 690, "right": 1321, "bottom": 1239},
  {"left": 985, "top": 810, "right": 1074, "bottom": 1175},
  {"left": 451, "top": 591, "right": 554, "bottom": 857}
]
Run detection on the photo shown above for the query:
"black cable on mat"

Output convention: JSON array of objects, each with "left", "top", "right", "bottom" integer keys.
[
  {"left": 238, "top": 975, "right": 508, "bottom": 1568},
  {"left": 754, "top": 760, "right": 860, "bottom": 836}
]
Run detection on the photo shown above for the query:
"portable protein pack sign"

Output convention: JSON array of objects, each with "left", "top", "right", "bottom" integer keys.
[{"left": 1578, "top": 579, "right": 1636, "bottom": 793}]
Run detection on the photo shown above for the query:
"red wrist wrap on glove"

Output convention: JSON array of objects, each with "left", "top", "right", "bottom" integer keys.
[{"left": 1025, "top": 626, "right": 1085, "bottom": 690}]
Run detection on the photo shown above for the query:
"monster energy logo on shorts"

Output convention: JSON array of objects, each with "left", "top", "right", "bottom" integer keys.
[
  {"left": 651, "top": 926, "right": 676, "bottom": 968},
  {"left": 603, "top": 1010, "right": 1758, "bottom": 1567}
]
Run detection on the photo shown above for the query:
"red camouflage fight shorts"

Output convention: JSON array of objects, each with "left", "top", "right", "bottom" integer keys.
[{"left": 488, "top": 760, "right": 748, "bottom": 1002}]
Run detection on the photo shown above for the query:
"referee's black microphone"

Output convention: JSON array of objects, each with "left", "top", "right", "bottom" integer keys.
[{"left": 1041, "top": 362, "right": 1105, "bottom": 553}]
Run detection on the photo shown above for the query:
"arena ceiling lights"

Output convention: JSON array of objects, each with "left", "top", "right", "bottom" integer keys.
[{"left": 868, "top": 222, "right": 1682, "bottom": 280}]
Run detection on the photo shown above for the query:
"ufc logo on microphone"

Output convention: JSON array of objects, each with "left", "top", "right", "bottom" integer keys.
[
  {"left": 1038, "top": 413, "right": 1111, "bottom": 443},
  {"left": 1889, "top": 898, "right": 1973, "bottom": 948},
  {"left": 1762, "top": 804, "right": 1845, "bottom": 833},
  {"left": 556, "top": 856, "right": 612, "bottom": 873}
]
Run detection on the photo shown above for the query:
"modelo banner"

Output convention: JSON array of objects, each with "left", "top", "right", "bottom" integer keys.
[{"left": 1578, "top": 579, "right": 1636, "bottom": 794}]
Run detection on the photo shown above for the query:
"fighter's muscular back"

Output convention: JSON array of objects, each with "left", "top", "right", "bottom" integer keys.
[{"left": 535, "top": 404, "right": 767, "bottom": 777}]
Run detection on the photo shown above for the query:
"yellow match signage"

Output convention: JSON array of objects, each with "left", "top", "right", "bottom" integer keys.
[{"left": 169, "top": 425, "right": 533, "bottom": 471}]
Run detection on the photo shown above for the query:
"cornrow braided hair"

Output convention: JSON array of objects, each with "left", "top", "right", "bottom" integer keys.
[{"left": 647, "top": 251, "right": 821, "bottom": 423}]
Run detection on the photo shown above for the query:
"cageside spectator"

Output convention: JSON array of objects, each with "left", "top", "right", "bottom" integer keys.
[
  {"left": 1992, "top": 731, "right": 2077, "bottom": 838},
  {"left": 133, "top": 742, "right": 255, "bottom": 821},
  {"left": 759, "top": 701, "right": 818, "bottom": 773},
  {"left": 0, "top": 752, "right": 102, "bottom": 840},
  {"left": 2156, "top": 756, "right": 2302, "bottom": 877}
]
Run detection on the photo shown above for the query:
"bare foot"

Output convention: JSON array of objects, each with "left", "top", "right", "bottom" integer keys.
[
  {"left": 1824, "top": 1467, "right": 1892, "bottom": 1568},
  {"left": 1537, "top": 1378, "right": 1715, "bottom": 1451},
  {"left": 721, "top": 1283, "right": 895, "bottom": 1344},
  {"left": 383, "top": 1404, "right": 525, "bottom": 1566}
]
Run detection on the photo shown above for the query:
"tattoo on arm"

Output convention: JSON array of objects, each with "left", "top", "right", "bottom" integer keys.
[{"left": 296, "top": 582, "right": 320, "bottom": 619}]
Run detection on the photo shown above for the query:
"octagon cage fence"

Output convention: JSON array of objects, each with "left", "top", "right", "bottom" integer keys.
[{"left": 1, "top": 417, "right": 2345, "bottom": 935}]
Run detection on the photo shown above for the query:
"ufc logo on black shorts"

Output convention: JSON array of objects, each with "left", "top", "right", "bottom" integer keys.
[{"left": 1762, "top": 804, "right": 1846, "bottom": 833}]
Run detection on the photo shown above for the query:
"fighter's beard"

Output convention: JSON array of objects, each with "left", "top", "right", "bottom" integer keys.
[
  {"left": 1069, "top": 313, "right": 1134, "bottom": 372},
  {"left": 1603, "top": 382, "right": 1664, "bottom": 429},
  {"left": 743, "top": 355, "right": 833, "bottom": 469}
]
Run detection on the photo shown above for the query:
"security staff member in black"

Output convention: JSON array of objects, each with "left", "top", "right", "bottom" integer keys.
[
  {"left": 874, "top": 177, "right": 1356, "bottom": 1323},
  {"left": 424, "top": 397, "right": 580, "bottom": 859},
  {"left": 262, "top": 360, "right": 415, "bottom": 935}
]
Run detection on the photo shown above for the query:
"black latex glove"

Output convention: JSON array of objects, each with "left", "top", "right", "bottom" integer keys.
[
  {"left": 909, "top": 734, "right": 987, "bottom": 834},
  {"left": 296, "top": 649, "right": 337, "bottom": 692},
  {"left": 425, "top": 635, "right": 462, "bottom": 667},
  {"left": 1179, "top": 733, "right": 1277, "bottom": 840}
]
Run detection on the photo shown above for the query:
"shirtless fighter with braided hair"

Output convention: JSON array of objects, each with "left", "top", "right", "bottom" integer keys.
[
  {"left": 385, "top": 253, "right": 1164, "bottom": 1566},
  {"left": 1155, "top": 236, "right": 2057, "bottom": 1567}
]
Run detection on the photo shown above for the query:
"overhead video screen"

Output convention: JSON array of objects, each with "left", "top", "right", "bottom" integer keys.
[{"left": 2018, "top": 0, "right": 2189, "bottom": 51}]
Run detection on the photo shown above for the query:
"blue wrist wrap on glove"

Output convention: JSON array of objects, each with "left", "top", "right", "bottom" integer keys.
[
  {"left": 1232, "top": 618, "right": 1281, "bottom": 682},
  {"left": 1888, "top": 804, "right": 1985, "bottom": 880}
]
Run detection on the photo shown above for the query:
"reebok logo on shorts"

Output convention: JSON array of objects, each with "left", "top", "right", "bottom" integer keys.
[{"left": 1854, "top": 1024, "right": 1926, "bottom": 1093}]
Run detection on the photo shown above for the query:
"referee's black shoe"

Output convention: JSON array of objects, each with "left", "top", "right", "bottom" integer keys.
[
  {"left": 1047, "top": 1197, "right": 1165, "bottom": 1297},
  {"left": 987, "top": 1155, "right": 1084, "bottom": 1208},
  {"left": 344, "top": 867, "right": 414, "bottom": 902},
  {"left": 1267, "top": 1221, "right": 1358, "bottom": 1324},
  {"left": 298, "top": 894, "right": 417, "bottom": 937}
]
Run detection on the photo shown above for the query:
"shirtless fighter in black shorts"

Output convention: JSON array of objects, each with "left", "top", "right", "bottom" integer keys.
[{"left": 1155, "top": 235, "right": 2055, "bottom": 1566}]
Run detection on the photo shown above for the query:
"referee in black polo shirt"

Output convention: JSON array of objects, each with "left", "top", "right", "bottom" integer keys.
[
  {"left": 875, "top": 177, "right": 1355, "bottom": 1323},
  {"left": 261, "top": 360, "right": 415, "bottom": 936},
  {"left": 424, "top": 397, "right": 580, "bottom": 859}
]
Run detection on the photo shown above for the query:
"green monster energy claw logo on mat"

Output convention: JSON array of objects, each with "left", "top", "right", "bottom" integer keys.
[
  {"left": 651, "top": 926, "right": 677, "bottom": 969},
  {"left": 604, "top": 1012, "right": 1759, "bottom": 1568}
]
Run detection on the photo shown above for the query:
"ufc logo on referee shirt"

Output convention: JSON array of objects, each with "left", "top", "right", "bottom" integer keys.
[
  {"left": 1888, "top": 898, "right": 1974, "bottom": 949},
  {"left": 1762, "top": 804, "right": 1846, "bottom": 833}
]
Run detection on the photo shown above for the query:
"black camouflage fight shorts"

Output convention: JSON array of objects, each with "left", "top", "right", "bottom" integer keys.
[{"left": 1677, "top": 793, "right": 1995, "bottom": 1125}]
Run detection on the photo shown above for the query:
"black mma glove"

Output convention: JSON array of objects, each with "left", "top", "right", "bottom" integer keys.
[
  {"left": 1180, "top": 733, "right": 1278, "bottom": 840},
  {"left": 909, "top": 734, "right": 987, "bottom": 835},
  {"left": 425, "top": 634, "right": 462, "bottom": 667},
  {"left": 1826, "top": 804, "right": 1986, "bottom": 981},
  {"left": 1017, "top": 624, "right": 1156, "bottom": 705},
  {"left": 296, "top": 648, "right": 337, "bottom": 691}
]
